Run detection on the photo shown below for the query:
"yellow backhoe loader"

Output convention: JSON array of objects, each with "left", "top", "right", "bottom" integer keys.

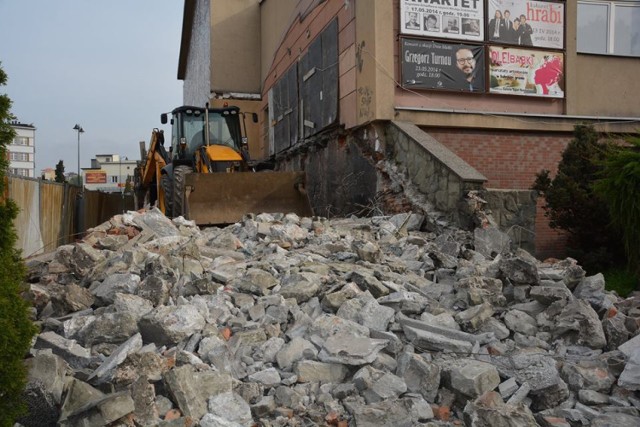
[{"left": 135, "top": 105, "right": 312, "bottom": 224}]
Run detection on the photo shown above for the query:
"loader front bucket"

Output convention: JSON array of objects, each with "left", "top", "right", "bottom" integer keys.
[{"left": 184, "top": 171, "right": 313, "bottom": 225}]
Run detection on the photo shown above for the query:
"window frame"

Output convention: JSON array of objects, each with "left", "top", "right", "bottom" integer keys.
[
  {"left": 10, "top": 152, "right": 29, "bottom": 161},
  {"left": 577, "top": 0, "right": 640, "bottom": 57},
  {"left": 13, "top": 136, "right": 29, "bottom": 146}
]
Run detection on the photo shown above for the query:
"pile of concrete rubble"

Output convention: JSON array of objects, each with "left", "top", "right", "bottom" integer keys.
[{"left": 20, "top": 208, "right": 640, "bottom": 426}]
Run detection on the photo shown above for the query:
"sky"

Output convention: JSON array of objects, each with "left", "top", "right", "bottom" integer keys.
[{"left": 0, "top": 0, "right": 184, "bottom": 174}]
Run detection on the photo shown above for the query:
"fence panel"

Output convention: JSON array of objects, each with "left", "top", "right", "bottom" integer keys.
[
  {"left": 8, "top": 177, "right": 44, "bottom": 257},
  {"left": 39, "top": 180, "right": 66, "bottom": 254},
  {"left": 7, "top": 176, "right": 135, "bottom": 255}
]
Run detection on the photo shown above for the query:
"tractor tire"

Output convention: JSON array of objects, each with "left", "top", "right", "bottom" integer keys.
[
  {"left": 160, "top": 173, "right": 173, "bottom": 217},
  {"left": 172, "top": 165, "right": 192, "bottom": 218}
]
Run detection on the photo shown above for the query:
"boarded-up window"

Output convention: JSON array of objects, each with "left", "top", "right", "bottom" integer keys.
[
  {"left": 300, "top": 18, "right": 338, "bottom": 139},
  {"left": 269, "top": 18, "right": 339, "bottom": 155},
  {"left": 271, "top": 64, "right": 299, "bottom": 155}
]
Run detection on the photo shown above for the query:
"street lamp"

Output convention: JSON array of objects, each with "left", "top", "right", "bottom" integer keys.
[{"left": 73, "top": 124, "right": 84, "bottom": 187}]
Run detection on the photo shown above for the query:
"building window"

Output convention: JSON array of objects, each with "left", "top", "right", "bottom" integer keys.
[
  {"left": 111, "top": 176, "right": 118, "bottom": 183},
  {"left": 578, "top": 1, "right": 640, "bottom": 57},
  {"left": 10, "top": 152, "right": 29, "bottom": 161},
  {"left": 9, "top": 168, "right": 29, "bottom": 176},
  {"left": 14, "top": 136, "right": 29, "bottom": 146}
]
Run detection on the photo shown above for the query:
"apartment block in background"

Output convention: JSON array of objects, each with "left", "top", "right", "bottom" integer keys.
[{"left": 9, "top": 120, "right": 36, "bottom": 178}]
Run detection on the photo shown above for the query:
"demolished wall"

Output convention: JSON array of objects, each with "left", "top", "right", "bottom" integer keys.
[
  {"left": 19, "top": 208, "right": 640, "bottom": 426},
  {"left": 276, "top": 121, "right": 537, "bottom": 255}
]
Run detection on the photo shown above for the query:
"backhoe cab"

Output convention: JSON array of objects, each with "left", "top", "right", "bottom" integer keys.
[
  {"left": 136, "top": 104, "right": 311, "bottom": 225},
  {"left": 161, "top": 105, "right": 251, "bottom": 173}
]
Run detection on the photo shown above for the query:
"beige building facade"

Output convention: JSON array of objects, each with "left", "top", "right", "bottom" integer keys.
[
  {"left": 178, "top": 0, "right": 640, "bottom": 257},
  {"left": 83, "top": 154, "right": 137, "bottom": 193}
]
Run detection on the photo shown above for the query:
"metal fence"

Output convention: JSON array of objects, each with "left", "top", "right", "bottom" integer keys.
[{"left": 4, "top": 175, "right": 134, "bottom": 257}]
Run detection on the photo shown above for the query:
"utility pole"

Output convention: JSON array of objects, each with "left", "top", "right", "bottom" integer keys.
[{"left": 73, "top": 124, "right": 84, "bottom": 188}]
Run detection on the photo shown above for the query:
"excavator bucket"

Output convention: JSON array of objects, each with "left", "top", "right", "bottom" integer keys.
[{"left": 184, "top": 171, "right": 313, "bottom": 225}]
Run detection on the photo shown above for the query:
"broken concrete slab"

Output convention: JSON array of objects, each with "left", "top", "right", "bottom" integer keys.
[
  {"left": 59, "top": 391, "right": 135, "bottom": 427},
  {"left": 33, "top": 331, "right": 95, "bottom": 370},
  {"left": 275, "top": 337, "right": 317, "bottom": 370},
  {"left": 90, "top": 272, "right": 141, "bottom": 306},
  {"left": 617, "top": 347, "right": 640, "bottom": 391},
  {"left": 21, "top": 351, "right": 69, "bottom": 427},
  {"left": 164, "top": 365, "right": 233, "bottom": 420},
  {"left": 353, "top": 365, "right": 407, "bottom": 404},
  {"left": 553, "top": 300, "right": 607, "bottom": 349},
  {"left": 463, "top": 391, "right": 538, "bottom": 426},
  {"left": 318, "top": 333, "right": 388, "bottom": 365},
  {"left": 294, "top": 360, "right": 349, "bottom": 384},
  {"left": 138, "top": 305, "right": 206, "bottom": 346},
  {"left": 449, "top": 359, "right": 501, "bottom": 399},
  {"left": 87, "top": 333, "right": 143, "bottom": 385},
  {"left": 336, "top": 292, "right": 396, "bottom": 332},
  {"left": 206, "top": 391, "right": 252, "bottom": 426},
  {"left": 396, "top": 352, "right": 440, "bottom": 402}
]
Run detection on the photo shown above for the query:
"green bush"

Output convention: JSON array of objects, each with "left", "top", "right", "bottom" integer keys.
[
  {"left": 595, "top": 135, "right": 640, "bottom": 279},
  {"left": 0, "top": 63, "right": 38, "bottom": 427},
  {"left": 532, "top": 124, "right": 625, "bottom": 273},
  {"left": 603, "top": 268, "right": 638, "bottom": 298}
]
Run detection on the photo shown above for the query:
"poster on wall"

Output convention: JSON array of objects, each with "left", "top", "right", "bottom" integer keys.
[
  {"left": 489, "top": 46, "right": 564, "bottom": 98},
  {"left": 487, "top": 0, "right": 564, "bottom": 49},
  {"left": 402, "top": 38, "right": 485, "bottom": 92},
  {"left": 400, "top": 0, "right": 484, "bottom": 42}
]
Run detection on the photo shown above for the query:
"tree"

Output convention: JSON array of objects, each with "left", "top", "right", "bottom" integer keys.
[
  {"left": 532, "top": 124, "right": 624, "bottom": 273},
  {"left": 55, "top": 160, "right": 66, "bottom": 183},
  {"left": 0, "top": 62, "right": 38, "bottom": 426},
  {"left": 594, "top": 135, "right": 640, "bottom": 276}
]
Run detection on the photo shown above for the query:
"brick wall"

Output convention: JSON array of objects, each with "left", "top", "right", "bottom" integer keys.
[{"left": 426, "top": 128, "right": 571, "bottom": 259}]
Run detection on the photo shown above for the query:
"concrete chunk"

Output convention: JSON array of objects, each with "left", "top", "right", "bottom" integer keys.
[
  {"left": 138, "top": 305, "right": 205, "bottom": 346},
  {"left": 164, "top": 365, "right": 233, "bottom": 419},
  {"left": 207, "top": 392, "right": 252, "bottom": 426},
  {"left": 87, "top": 333, "right": 143, "bottom": 385},
  {"left": 294, "top": 360, "right": 349, "bottom": 383},
  {"left": 403, "top": 324, "right": 473, "bottom": 354},
  {"left": 449, "top": 360, "right": 500, "bottom": 398},
  {"left": 318, "top": 333, "right": 388, "bottom": 365},
  {"left": 33, "top": 331, "right": 95, "bottom": 370},
  {"left": 21, "top": 352, "right": 69, "bottom": 427}
]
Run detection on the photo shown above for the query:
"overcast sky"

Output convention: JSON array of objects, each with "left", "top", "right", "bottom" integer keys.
[{"left": 0, "top": 0, "right": 184, "bottom": 173}]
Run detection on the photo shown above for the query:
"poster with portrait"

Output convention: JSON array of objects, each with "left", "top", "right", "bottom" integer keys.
[
  {"left": 402, "top": 38, "right": 486, "bottom": 93},
  {"left": 400, "top": 0, "right": 484, "bottom": 42},
  {"left": 489, "top": 46, "right": 564, "bottom": 98},
  {"left": 487, "top": 0, "right": 564, "bottom": 49}
]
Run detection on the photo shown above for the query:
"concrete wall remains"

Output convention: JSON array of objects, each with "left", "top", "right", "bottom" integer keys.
[
  {"left": 484, "top": 189, "right": 537, "bottom": 256},
  {"left": 385, "top": 121, "right": 486, "bottom": 219},
  {"left": 183, "top": 0, "right": 211, "bottom": 107},
  {"left": 426, "top": 128, "right": 571, "bottom": 259}
]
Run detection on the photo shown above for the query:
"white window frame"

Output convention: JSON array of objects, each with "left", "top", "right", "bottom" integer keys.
[
  {"left": 10, "top": 152, "right": 29, "bottom": 161},
  {"left": 13, "top": 136, "right": 29, "bottom": 146},
  {"left": 578, "top": 0, "right": 640, "bottom": 57}
]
